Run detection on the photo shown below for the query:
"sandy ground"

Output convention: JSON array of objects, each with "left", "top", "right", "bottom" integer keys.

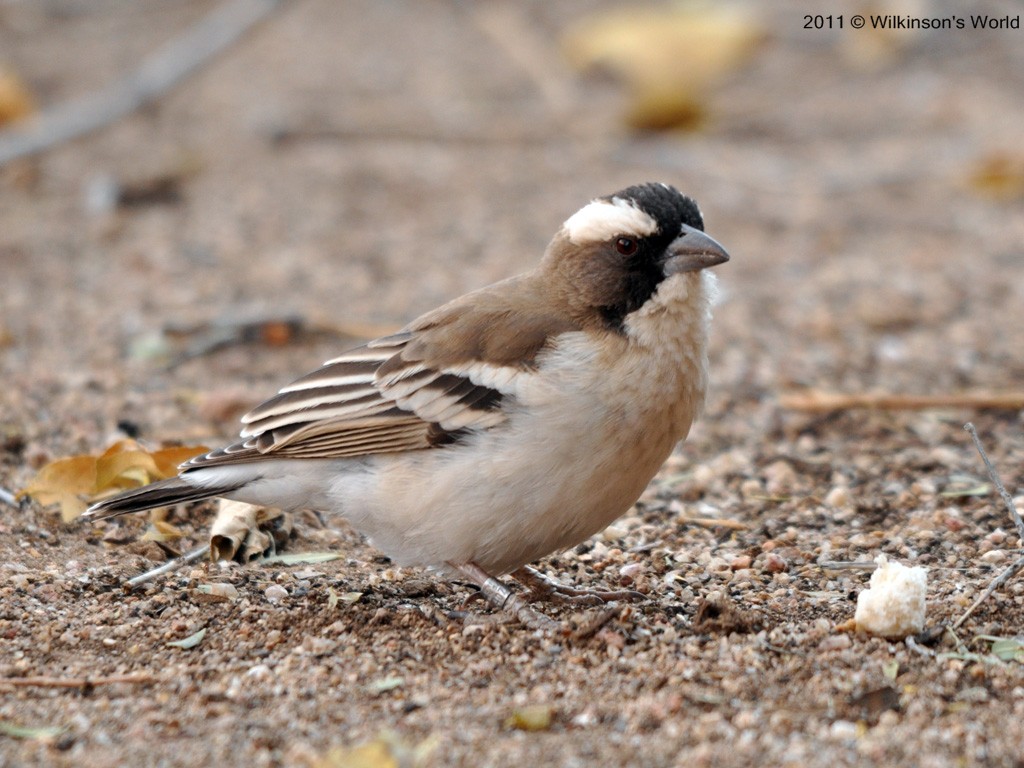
[{"left": 2, "top": 1, "right": 1024, "bottom": 766}]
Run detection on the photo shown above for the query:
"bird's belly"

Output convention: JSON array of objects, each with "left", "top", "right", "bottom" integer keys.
[{"left": 333, "top": 398, "right": 688, "bottom": 574}]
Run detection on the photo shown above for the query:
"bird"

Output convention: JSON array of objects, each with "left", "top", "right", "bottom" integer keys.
[{"left": 85, "top": 182, "right": 730, "bottom": 629}]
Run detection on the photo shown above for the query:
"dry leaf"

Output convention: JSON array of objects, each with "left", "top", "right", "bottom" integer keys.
[
  {"left": 167, "top": 627, "right": 206, "bottom": 649},
  {"left": 210, "top": 499, "right": 259, "bottom": 561},
  {"left": 562, "top": 3, "right": 764, "bottom": 131},
  {"left": 196, "top": 583, "right": 239, "bottom": 600},
  {"left": 150, "top": 445, "right": 212, "bottom": 477},
  {"left": 0, "top": 721, "right": 65, "bottom": 741},
  {"left": 316, "top": 742, "right": 397, "bottom": 768},
  {"left": 967, "top": 151, "right": 1024, "bottom": 201},
  {"left": 95, "top": 442, "right": 162, "bottom": 491},
  {"left": 0, "top": 69, "right": 36, "bottom": 126},
  {"left": 19, "top": 440, "right": 208, "bottom": 522},
  {"left": 882, "top": 659, "right": 900, "bottom": 680},
  {"left": 505, "top": 704, "right": 554, "bottom": 732},
  {"left": 142, "top": 519, "right": 185, "bottom": 542},
  {"left": 260, "top": 552, "right": 341, "bottom": 566},
  {"left": 209, "top": 500, "right": 294, "bottom": 562},
  {"left": 19, "top": 455, "right": 97, "bottom": 499},
  {"left": 849, "top": 686, "right": 901, "bottom": 719},
  {"left": 977, "top": 635, "right": 1024, "bottom": 663},
  {"left": 367, "top": 676, "right": 404, "bottom": 695},
  {"left": 314, "top": 732, "right": 437, "bottom": 768}
]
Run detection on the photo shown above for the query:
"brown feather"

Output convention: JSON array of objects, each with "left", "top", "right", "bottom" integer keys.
[{"left": 186, "top": 263, "right": 613, "bottom": 469}]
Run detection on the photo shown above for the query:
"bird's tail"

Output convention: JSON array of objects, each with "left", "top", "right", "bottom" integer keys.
[{"left": 83, "top": 477, "right": 239, "bottom": 521}]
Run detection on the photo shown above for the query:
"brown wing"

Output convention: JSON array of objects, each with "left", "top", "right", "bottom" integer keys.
[{"left": 182, "top": 277, "right": 580, "bottom": 471}]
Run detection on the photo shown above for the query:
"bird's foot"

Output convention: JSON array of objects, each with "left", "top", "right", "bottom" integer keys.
[
  {"left": 511, "top": 565, "right": 646, "bottom": 606},
  {"left": 448, "top": 561, "right": 559, "bottom": 631}
]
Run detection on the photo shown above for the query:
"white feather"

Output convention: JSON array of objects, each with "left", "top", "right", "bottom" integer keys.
[{"left": 562, "top": 197, "right": 659, "bottom": 245}]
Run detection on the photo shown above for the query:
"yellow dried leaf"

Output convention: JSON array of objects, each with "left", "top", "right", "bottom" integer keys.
[
  {"left": 505, "top": 704, "right": 554, "bottom": 731},
  {"left": 0, "top": 69, "right": 35, "bottom": 125},
  {"left": 98, "top": 439, "right": 138, "bottom": 458},
  {"left": 625, "top": 88, "right": 707, "bottom": 132},
  {"left": 59, "top": 494, "right": 88, "bottom": 524},
  {"left": 142, "top": 519, "right": 185, "bottom": 542},
  {"left": 95, "top": 447, "right": 160, "bottom": 491},
  {"left": 316, "top": 742, "right": 398, "bottom": 768},
  {"left": 967, "top": 152, "right": 1024, "bottom": 201},
  {"left": 150, "top": 445, "right": 208, "bottom": 477},
  {"left": 315, "top": 733, "right": 437, "bottom": 768},
  {"left": 19, "top": 456, "right": 98, "bottom": 505},
  {"left": 20, "top": 440, "right": 209, "bottom": 520},
  {"left": 562, "top": 3, "right": 764, "bottom": 131}
]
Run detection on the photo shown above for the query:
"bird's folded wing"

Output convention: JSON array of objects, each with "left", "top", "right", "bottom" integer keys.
[
  {"left": 182, "top": 277, "right": 583, "bottom": 471},
  {"left": 182, "top": 331, "right": 514, "bottom": 468}
]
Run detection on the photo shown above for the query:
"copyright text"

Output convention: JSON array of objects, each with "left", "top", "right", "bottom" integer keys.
[{"left": 803, "top": 14, "right": 1020, "bottom": 30}]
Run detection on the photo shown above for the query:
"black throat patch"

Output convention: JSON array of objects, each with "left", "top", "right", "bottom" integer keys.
[{"left": 597, "top": 183, "right": 704, "bottom": 330}]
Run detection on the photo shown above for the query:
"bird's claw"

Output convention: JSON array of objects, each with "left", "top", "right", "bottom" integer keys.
[{"left": 512, "top": 565, "right": 647, "bottom": 606}]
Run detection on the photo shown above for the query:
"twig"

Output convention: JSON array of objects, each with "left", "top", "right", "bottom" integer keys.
[
  {"left": 905, "top": 636, "right": 935, "bottom": 658},
  {"left": 0, "top": 674, "right": 158, "bottom": 690},
  {"left": 679, "top": 516, "right": 748, "bottom": 530},
  {"left": 780, "top": 391, "right": 1024, "bottom": 413},
  {"left": 570, "top": 606, "right": 619, "bottom": 641},
  {"left": 0, "top": 0, "right": 284, "bottom": 167},
  {"left": 163, "top": 315, "right": 396, "bottom": 369},
  {"left": 124, "top": 544, "right": 211, "bottom": 591},
  {"left": 951, "top": 424, "right": 1024, "bottom": 629},
  {"left": 0, "top": 486, "right": 18, "bottom": 507},
  {"left": 819, "top": 560, "right": 878, "bottom": 571},
  {"left": 952, "top": 555, "right": 1024, "bottom": 630},
  {"left": 964, "top": 423, "right": 1024, "bottom": 542},
  {"left": 270, "top": 125, "right": 575, "bottom": 147}
]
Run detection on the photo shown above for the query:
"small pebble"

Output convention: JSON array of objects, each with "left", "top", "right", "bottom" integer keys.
[
  {"left": 602, "top": 525, "right": 627, "bottom": 541},
  {"left": 818, "top": 634, "right": 852, "bottom": 652},
  {"left": 986, "top": 529, "right": 1006, "bottom": 545},
  {"left": 763, "top": 460, "right": 797, "bottom": 495},
  {"left": 204, "top": 583, "right": 240, "bottom": 599},
  {"left": 739, "top": 479, "right": 763, "bottom": 499},
  {"left": 829, "top": 720, "right": 858, "bottom": 740},
  {"left": 619, "top": 562, "right": 644, "bottom": 579},
  {"left": 264, "top": 630, "right": 283, "bottom": 648},
  {"left": 824, "top": 486, "right": 851, "bottom": 508},
  {"left": 264, "top": 584, "right": 289, "bottom": 602}
]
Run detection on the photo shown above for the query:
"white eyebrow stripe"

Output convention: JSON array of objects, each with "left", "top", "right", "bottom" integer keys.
[{"left": 562, "top": 197, "right": 659, "bottom": 245}]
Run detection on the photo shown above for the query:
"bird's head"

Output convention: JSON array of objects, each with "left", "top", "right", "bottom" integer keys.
[{"left": 545, "top": 182, "right": 729, "bottom": 329}]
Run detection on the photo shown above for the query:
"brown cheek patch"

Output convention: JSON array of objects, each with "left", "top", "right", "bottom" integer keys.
[{"left": 550, "top": 241, "right": 635, "bottom": 330}]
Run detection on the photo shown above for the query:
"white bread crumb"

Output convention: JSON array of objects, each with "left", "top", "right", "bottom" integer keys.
[{"left": 854, "top": 554, "right": 927, "bottom": 639}]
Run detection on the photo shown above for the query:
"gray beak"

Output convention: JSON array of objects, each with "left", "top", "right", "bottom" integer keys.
[{"left": 663, "top": 223, "right": 730, "bottom": 275}]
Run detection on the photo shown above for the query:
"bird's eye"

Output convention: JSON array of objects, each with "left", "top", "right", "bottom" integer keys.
[{"left": 615, "top": 237, "right": 638, "bottom": 256}]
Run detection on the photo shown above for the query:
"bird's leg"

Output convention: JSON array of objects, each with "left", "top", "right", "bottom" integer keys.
[
  {"left": 512, "top": 565, "right": 646, "bottom": 605},
  {"left": 448, "top": 562, "right": 559, "bottom": 631}
]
